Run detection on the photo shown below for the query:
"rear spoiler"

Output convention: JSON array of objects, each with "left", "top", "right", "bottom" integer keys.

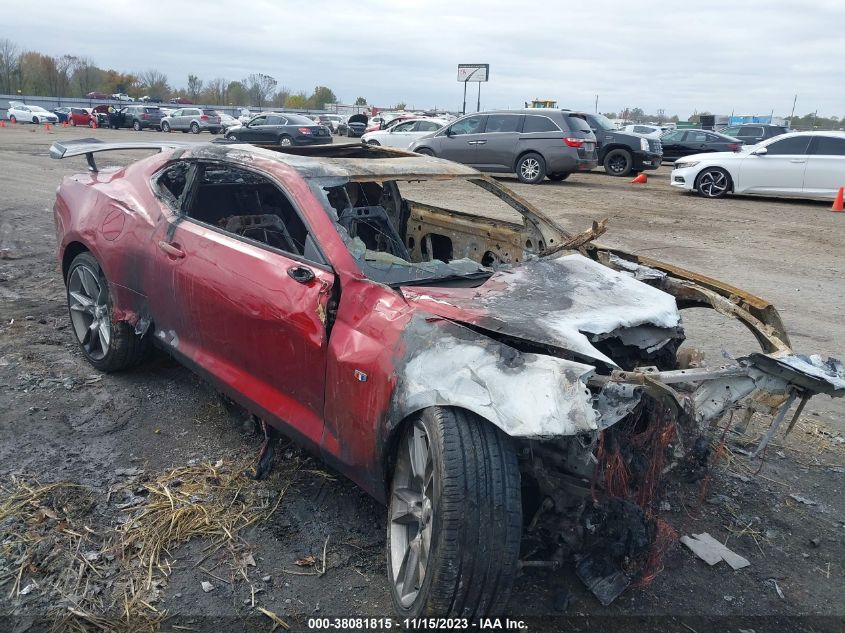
[{"left": 49, "top": 138, "right": 192, "bottom": 172}]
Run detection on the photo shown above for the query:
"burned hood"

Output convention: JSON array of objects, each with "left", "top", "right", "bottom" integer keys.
[{"left": 400, "top": 253, "right": 682, "bottom": 367}]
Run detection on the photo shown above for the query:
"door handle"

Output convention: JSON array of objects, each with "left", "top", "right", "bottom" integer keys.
[
  {"left": 158, "top": 240, "right": 185, "bottom": 259},
  {"left": 789, "top": 159, "right": 806, "bottom": 164},
  {"left": 475, "top": 140, "right": 487, "bottom": 145},
  {"left": 287, "top": 265, "right": 315, "bottom": 284}
]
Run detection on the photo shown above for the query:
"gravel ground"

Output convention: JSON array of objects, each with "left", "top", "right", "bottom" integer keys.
[{"left": 0, "top": 125, "right": 843, "bottom": 633}]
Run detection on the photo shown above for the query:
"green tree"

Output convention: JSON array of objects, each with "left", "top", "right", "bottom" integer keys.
[
  {"left": 226, "top": 80, "right": 249, "bottom": 105},
  {"left": 354, "top": 96, "right": 367, "bottom": 106},
  {"left": 0, "top": 38, "right": 20, "bottom": 94},
  {"left": 394, "top": 101, "right": 406, "bottom": 110},
  {"left": 244, "top": 73, "right": 277, "bottom": 108},
  {"left": 187, "top": 74, "right": 203, "bottom": 102},
  {"left": 284, "top": 92, "right": 308, "bottom": 109},
  {"left": 307, "top": 85, "right": 337, "bottom": 109}
]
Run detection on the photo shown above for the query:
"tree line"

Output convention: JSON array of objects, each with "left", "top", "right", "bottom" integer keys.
[
  {"left": 0, "top": 38, "right": 370, "bottom": 109},
  {"left": 603, "top": 106, "right": 844, "bottom": 130}
]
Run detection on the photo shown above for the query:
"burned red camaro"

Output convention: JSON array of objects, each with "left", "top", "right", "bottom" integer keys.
[{"left": 51, "top": 138, "right": 844, "bottom": 617}]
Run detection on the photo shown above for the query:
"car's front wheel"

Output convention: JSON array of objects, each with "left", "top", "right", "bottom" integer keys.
[
  {"left": 603, "top": 148, "right": 633, "bottom": 176},
  {"left": 226, "top": 133, "right": 237, "bottom": 140},
  {"left": 66, "top": 252, "right": 148, "bottom": 372},
  {"left": 415, "top": 148, "right": 434, "bottom": 156},
  {"left": 161, "top": 121, "right": 170, "bottom": 133},
  {"left": 387, "top": 407, "right": 521, "bottom": 619},
  {"left": 695, "top": 167, "right": 731, "bottom": 198},
  {"left": 516, "top": 152, "right": 547, "bottom": 184},
  {"left": 367, "top": 139, "right": 380, "bottom": 146}
]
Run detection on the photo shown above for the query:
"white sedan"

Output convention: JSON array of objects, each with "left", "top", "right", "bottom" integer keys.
[
  {"left": 670, "top": 131, "right": 845, "bottom": 200},
  {"left": 361, "top": 117, "right": 447, "bottom": 149},
  {"left": 620, "top": 124, "right": 668, "bottom": 139},
  {"left": 6, "top": 102, "right": 59, "bottom": 124}
]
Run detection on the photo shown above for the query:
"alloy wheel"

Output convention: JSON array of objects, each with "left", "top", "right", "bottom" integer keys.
[
  {"left": 68, "top": 264, "right": 111, "bottom": 361},
  {"left": 607, "top": 155, "right": 627, "bottom": 174},
  {"left": 390, "top": 421, "right": 435, "bottom": 608},
  {"left": 520, "top": 158, "right": 540, "bottom": 181},
  {"left": 698, "top": 169, "right": 728, "bottom": 197}
]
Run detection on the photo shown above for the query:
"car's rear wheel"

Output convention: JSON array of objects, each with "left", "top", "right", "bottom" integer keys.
[
  {"left": 387, "top": 407, "right": 521, "bottom": 620},
  {"left": 695, "top": 167, "right": 731, "bottom": 199},
  {"left": 547, "top": 172, "right": 570, "bottom": 182},
  {"left": 66, "top": 252, "right": 148, "bottom": 372},
  {"left": 161, "top": 121, "right": 170, "bottom": 133},
  {"left": 415, "top": 148, "right": 434, "bottom": 156},
  {"left": 132, "top": 120, "right": 141, "bottom": 131},
  {"left": 516, "top": 152, "right": 547, "bottom": 184},
  {"left": 279, "top": 135, "right": 293, "bottom": 146},
  {"left": 603, "top": 148, "right": 633, "bottom": 176},
  {"left": 190, "top": 122, "right": 200, "bottom": 134}
]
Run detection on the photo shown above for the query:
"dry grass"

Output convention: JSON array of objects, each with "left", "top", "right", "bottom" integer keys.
[{"left": 0, "top": 457, "right": 302, "bottom": 633}]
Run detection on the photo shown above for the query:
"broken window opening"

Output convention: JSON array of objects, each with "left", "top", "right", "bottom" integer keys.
[
  {"left": 183, "top": 163, "right": 323, "bottom": 264},
  {"left": 312, "top": 176, "right": 551, "bottom": 286}
]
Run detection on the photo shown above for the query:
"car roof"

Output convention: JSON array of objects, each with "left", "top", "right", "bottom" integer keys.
[{"left": 189, "top": 141, "right": 480, "bottom": 180}]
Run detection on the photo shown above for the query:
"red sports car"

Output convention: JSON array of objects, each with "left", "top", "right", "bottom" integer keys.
[{"left": 50, "top": 138, "right": 844, "bottom": 617}]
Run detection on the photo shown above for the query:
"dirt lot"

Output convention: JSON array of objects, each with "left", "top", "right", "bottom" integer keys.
[{"left": 0, "top": 125, "right": 843, "bottom": 632}]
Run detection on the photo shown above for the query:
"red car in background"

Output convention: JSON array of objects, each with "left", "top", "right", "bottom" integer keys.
[
  {"left": 67, "top": 107, "right": 95, "bottom": 127},
  {"left": 48, "top": 138, "right": 844, "bottom": 619}
]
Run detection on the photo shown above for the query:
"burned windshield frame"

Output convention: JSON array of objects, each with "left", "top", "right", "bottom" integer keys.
[{"left": 308, "top": 176, "right": 508, "bottom": 286}]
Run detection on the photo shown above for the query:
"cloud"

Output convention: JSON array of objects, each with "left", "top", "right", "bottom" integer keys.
[{"left": 5, "top": 0, "right": 844, "bottom": 117}]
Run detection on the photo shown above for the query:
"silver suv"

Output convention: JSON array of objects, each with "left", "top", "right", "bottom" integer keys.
[
  {"left": 409, "top": 109, "right": 598, "bottom": 183},
  {"left": 160, "top": 108, "right": 222, "bottom": 134}
]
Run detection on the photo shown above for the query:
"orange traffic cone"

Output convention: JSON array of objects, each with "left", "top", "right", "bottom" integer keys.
[
  {"left": 44, "top": 123, "right": 51, "bottom": 131},
  {"left": 833, "top": 187, "right": 844, "bottom": 212},
  {"left": 92, "top": 120, "right": 97, "bottom": 129},
  {"left": 0, "top": 120, "right": 5, "bottom": 128},
  {"left": 631, "top": 173, "right": 648, "bottom": 184},
  {"left": 62, "top": 120, "right": 68, "bottom": 128}
]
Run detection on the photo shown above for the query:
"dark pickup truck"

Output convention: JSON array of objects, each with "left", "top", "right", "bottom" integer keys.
[{"left": 575, "top": 112, "right": 663, "bottom": 177}]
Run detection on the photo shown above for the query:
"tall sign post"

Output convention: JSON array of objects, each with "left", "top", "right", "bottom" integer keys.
[{"left": 457, "top": 64, "right": 489, "bottom": 115}]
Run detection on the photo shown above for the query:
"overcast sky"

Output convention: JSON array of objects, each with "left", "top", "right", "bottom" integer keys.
[{"left": 6, "top": 0, "right": 843, "bottom": 117}]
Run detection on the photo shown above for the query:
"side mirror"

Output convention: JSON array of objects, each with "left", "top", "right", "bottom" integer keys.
[
  {"left": 751, "top": 147, "right": 768, "bottom": 156},
  {"left": 445, "top": 127, "right": 454, "bottom": 137}
]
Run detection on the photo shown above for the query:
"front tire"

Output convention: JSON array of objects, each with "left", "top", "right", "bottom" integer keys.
[
  {"left": 695, "top": 167, "right": 731, "bottom": 198},
  {"left": 367, "top": 139, "right": 381, "bottom": 146},
  {"left": 161, "top": 121, "right": 171, "bottom": 133},
  {"left": 66, "top": 252, "right": 148, "bottom": 372},
  {"left": 516, "top": 152, "right": 546, "bottom": 184},
  {"left": 387, "top": 407, "right": 521, "bottom": 620},
  {"left": 603, "top": 149, "right": 633, "bottom": 177}
]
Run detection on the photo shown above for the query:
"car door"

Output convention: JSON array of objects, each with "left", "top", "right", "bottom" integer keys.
[
  {"left": 169, "top": 109, "right": 182, "bottom": 129},
  {"left": 475, "top": 113, "right": 523, "bottom": 171},
  {"left": 802, "top": 135, "right": 845, "bottom": 199},
  {"left": 660, "top": 130, "right": 687, "bottom": 160},
  {"left": 438, "top": 114, "right": 487, "bottom": 165},
  {"left": 150, "top": 160, "right": 333, "bottom": 445},
  {"left": 383, "top": 119, "right": 418, "bottom": 148},
  {"left": 735, "top": 135, "right": 812, "bottom": 196},
  {"left": 239, "top": 115, "right": 268, "bottom": 141}
]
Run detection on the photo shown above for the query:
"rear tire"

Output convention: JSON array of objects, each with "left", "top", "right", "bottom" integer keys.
[
  {"left": 65, "top": 252, "right": 149, "bottom": 373},
  {"left": 387, "top": 407, "right": 522, "bottom": 620},
  {"left": 603, "top": 149, "right": 633, "bottom": 177},
  {"left": 190, "top": 122, "right": 200, "bottom": 134},
  {"left": 547, "top": 172, "right": 570, "bottom": 182},
  {"left": 132, "top": 120, "right": 141, "bottom": 131},
  {"left": 279, "top": 135, "right": 293, "bottom": 146},
  {"left": 516, "top": 152, "right": 546, "bottom": 184}
]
